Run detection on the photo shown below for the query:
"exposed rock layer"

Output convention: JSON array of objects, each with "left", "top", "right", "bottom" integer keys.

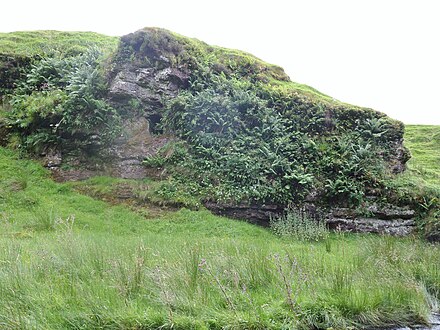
[{"left": 205, "top": 201, "right": 417, "bottom": 236}]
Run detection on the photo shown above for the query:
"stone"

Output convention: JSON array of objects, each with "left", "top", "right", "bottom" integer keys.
[
  {"left": 51, "top": 117, "right": 172, "bottom": 181},
  {"left": 109, "top": 64, "right": 188, "bottom": 110},
  {"left": 326, "top": 217, "right": 415, "bottom": 236},
  {"left": 204, "top": 201, "right": 284, "bottom": 227},
  {"left": 389, "top": 140, "right": 411, "bottom": 174},
  {"left": 367, "top": 203, "right": 415, "bottom": 220},
  {"left": 326, "top": 203, "right": 416, "bottom": 236},
  {"left": 387, "top": 314, "right": 440, "bottom": 330},
  {"left": 41, "top": 148, "right": 62, "bottom": 169},
  {"left": 0, "top": 121, "right": 9, "bottom": 146}
]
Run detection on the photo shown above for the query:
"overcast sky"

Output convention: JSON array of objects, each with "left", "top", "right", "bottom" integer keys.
[{"left": 1, "top": 0, "right": 439, "bottom": 124}]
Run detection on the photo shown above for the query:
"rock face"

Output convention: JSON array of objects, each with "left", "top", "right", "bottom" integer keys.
[
  {"left": 109, "top": 66, "right": 188, "bottom": 109},
  {"left": 325, "top": 204, "right": 416, "bottom": 236},
  {"left": 57, "top": 28, "right": 417, "bottom": 236},
  {"left": 388, "top": 140, "right": 412, "bottom": 174},
  {"left": 105, "top": 117, "right": 172, "bottom": 179},
  {"left": 51, "top": 117, "right": 172, "bottom": 181},
  {"left": 390, "top": 313, "right": 440, "bottom": 330},
  {"left": 25, "top": 27, "right": 417, "bottom": 238},
  {"left": 326, "top": 217, "right": 415, "bottom": 236},
  {"left": 108, "top": 28, "right": 189, "bottom": 114},
  {"left": 204, "top": 201, "right": 285, "bottom": 227},
  {"left": 0, "top": 121, "right": 9, "bottom": 146},
  {"left": 205, "top": 201, "right": 417, "bottom": 236}
]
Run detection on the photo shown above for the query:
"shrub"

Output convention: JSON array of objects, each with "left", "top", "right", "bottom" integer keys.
[{"left": 6, "top": 48, "right": 120, "bottom": 152}]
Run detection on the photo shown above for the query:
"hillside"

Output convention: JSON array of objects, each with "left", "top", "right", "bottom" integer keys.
[
  {"left": 397, "top": 125, "right": 440, "bottom": 241},
  {"left": 0, "top": 140, "right": 440, "bottom": 329},
  {"left": 0, "top": 28, "right": 440, "bottom": 329},
  {"left": 405, "top": 125, "right": 440, "bottom": 187},
  {"left": 0, "top": 28, "right": 437, "bottom": 231}
]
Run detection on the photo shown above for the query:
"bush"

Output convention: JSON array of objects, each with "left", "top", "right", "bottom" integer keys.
[
  {"left": 161, "top": 71, "right": 392, "bottom": 206},
  {"left": 6, "top": 48, "right": 119, "bottom": 152}
]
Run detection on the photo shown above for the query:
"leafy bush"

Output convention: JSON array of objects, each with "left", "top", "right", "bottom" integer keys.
[
  {"left": 158, "top": 70, "right": 392, "bottom": 206},
  {"left": 143, "top": 141, "right": 189, "bottom": 168},
  {"left": 5, "top": 48, "right": 119, "bottom": 152}
]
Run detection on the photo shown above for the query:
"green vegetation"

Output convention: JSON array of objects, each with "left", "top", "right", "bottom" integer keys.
[
  {"left": 270, "top": 207, "right": 329, "bottom": 242},
  {"left": 388, "top": 125, "right": 440, "bottom": 241},
  {"left": 404, "top": 125, "right": 440, "bottom": 187},
  {"left": 1, "top": 28, "right": 435, "bottom": 230},
  {"left": 0, "top": 28, "right": 439, "bottom": 328},
  {"left": 0, "top": 30, "right": 118, "bottom": 57},
  {"left": 2, "top": 27, "right": 410, "bottom": 210},
  {"left": 118, "top": 28, "right": 406, "bottom": 208},
  {"left": 1, "top": 39, "right": 120, "bottom": 152},
  {"left": 66, "top": 175, "right": 202, "bottom": 216},
  {"left": 1, "top": 146, "right": 440, "bottom": 329},
  {"left": 0, "top": 31, "right": 118, "bottom": 97}
]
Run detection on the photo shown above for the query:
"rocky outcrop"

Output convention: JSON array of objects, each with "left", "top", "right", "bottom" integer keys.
[
  {"left": 204, "top": 201, "right": 285, "bottom": 227},
  {"left": 109, "top": 66, "right": 188, "bottom": 109},
  {"left": 108, "top": 28, "right": 189, "bottom": 114},
  {"left": 105, "top": 117, "right": 172, "bottom": 179},
  {"left": 388, "top": 140, "right": 412, "bottom": 174},
  {"left": 324, "top": 204, "right": 417, "bottom": 236},
  {"left": 206, "top": 201, "right": 417, "bottom": 236},
  {"left": 51, "top": 117, "right": 172, "bottom": 181},
  {"left": 27, "top": 28, "right": 417, "bottom": 237},
  {"left": 325, "top": 217, "right": 415, "bottom": 236}
]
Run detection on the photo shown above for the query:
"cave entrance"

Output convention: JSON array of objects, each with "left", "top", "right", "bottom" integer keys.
[{"left": 148, "top": 114, "right": 163, "bottom": 134}]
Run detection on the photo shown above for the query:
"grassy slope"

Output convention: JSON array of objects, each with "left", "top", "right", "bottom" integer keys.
[
  {"left": 404, "top": 125, "right": 440, "bottom": 187},
  {"left": 0, "top": 30, "right": 118, "bottom": 56},
  {"left": 1, "top": 141, "right": 440, "bottom": 329},
  {"left": 389, "top": 125, "right": 440, "bottom": 218}
]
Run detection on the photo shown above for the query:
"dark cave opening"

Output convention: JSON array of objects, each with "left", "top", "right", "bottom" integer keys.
[{"left": 148, "top": 114, "right": 163, "bottom": 134}]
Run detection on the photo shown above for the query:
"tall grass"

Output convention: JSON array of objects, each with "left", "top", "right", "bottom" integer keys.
[
  {"left": 1, "top": 215, "right": 439, "bottom": 329},
  {"left": 1, "top": 146, "right": 440, "bottom": 329}
]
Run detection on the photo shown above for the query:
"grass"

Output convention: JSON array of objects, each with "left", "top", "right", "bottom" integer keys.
[
  {"left": 1, "top": 146, "right": 440, "bottom": 329},
  {"left": 66, "top": 175, "right": 201, "bottom": 217},
  {"left": 386, "top": 125, "right": 440, "bottom": 214},
  {"left": 404, "top": 125, "right": 440, "bottom": 187},
  {"left": 0, "top": 30, "right": 118, "bottom": 57}
]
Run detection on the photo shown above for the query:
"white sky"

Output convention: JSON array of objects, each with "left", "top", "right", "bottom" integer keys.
[{"left": 1, "top": 0, "right": 439, "bottom": 124}]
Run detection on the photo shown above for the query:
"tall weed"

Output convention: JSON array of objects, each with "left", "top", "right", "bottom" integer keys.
[{"left": 270, "top": 206, "right": 329, "bottom": 241}]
